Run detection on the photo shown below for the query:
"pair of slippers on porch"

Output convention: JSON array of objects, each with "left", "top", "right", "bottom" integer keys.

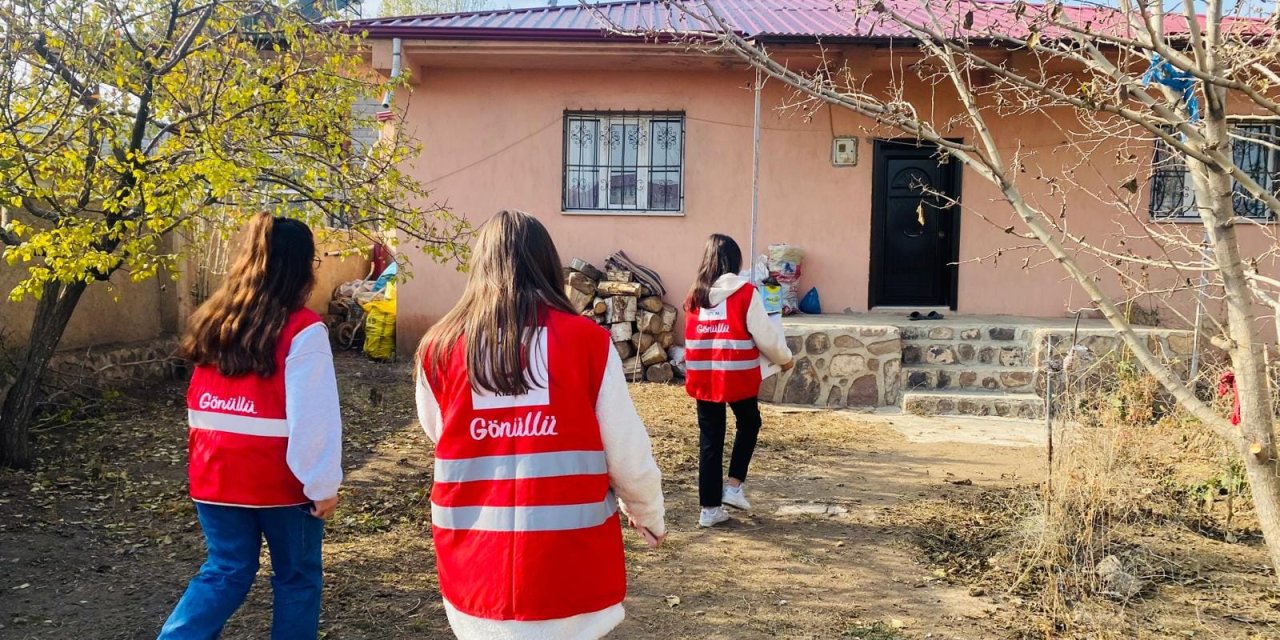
[{"left": 908, "top": 311, "right": 945, "bottom": 321}]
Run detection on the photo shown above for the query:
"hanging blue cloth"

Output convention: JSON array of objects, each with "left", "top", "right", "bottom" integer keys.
[{"left": 1142, "top": 54, "right": 1200, "bottom": 121}]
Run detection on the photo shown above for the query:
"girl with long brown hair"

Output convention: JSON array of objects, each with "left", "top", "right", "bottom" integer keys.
[
  {"left": 683, "top": 234, "right": 793, "bottom": 528},
  {"left": 160, "top": 213, "right": 343, "bottom": 639},
  {"left": 415, "top": 210, "right": 665, "bottom": 640}
]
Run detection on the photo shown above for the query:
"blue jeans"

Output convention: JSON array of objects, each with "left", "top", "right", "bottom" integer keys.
[{"left": 159, "top": 502, "right": 324, "bottom": 640}]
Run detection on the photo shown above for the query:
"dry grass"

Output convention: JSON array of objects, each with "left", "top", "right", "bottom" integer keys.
[
  {"left": 1, "top": 352, "right": 1278, "bottom": 639},
  {"left": 884, "top": 353, "right": 1280, "bottom": 639}
]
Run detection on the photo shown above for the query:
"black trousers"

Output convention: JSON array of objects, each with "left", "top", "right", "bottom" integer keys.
[{"left": 697, "top": 397, "right": 763, "bottom": 507}]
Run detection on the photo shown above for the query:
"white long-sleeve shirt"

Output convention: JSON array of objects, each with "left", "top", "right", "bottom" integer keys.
[
  {"left": 415, "top": 343, "right": 666, "bottom": 640},
  {"left": 283, "top": 323, "right": 344, "bottom": 501}
]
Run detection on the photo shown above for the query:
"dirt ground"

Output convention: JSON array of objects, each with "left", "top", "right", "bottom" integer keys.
[{"left": 1, "top": 353, "right": 1276, "bottom": 639}]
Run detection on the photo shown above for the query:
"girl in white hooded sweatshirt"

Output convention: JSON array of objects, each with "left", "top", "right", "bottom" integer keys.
[{"left": 682, "top": 234, "right": 793, "bottom": 528}]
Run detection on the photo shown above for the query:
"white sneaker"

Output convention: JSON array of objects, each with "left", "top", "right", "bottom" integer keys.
[
  {"left": 722, "top": 484, "right": 752, "bottom": 511},
  {"left": 698, "top": 506, "right": 731, "bottom": 528}
]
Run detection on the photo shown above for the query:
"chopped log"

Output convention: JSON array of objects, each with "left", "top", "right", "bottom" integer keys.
[
  {"left": 566, "top": 270, "right": 596, "bottom": 295},
  {"left": 570, "top": 258, "right": 604, "bottom": 282},
  {"left": 658, "top": 332, "right": 675, "bottom": 349},
  {"left": 596, "top": 280, "right": 643, "bottom": 297},
  {"left": 591, "top": 298, "right": 608, "bottom": 315},
  {"left": 604, "top": 296, "right": 638, "bottom": 324},
  {"left": 632, "top": 332, "right": 655, "bottom": 354},
  {"left": 638, "top": 296, "right": 665, "bottom": 313},
  {"left": 641, "top": 343, "right": 668, "bottom": 366},
  {"left": 636, "top": 310, "right": 663, "bottom": 335},
  {"left": 614, "top": 340, "right": 634, "bottom": 359},
  {"left": 660, "top": 304, "right": 678, "bottom": 332},
  {"left": 605, "top": 267, "right": 633, "bottom": 282},
  {"left": 668, "top": 346, "right": 686, "bottom": 375},
  {"left": 620, "top": 356, "right": 644, "bottom": 382},
  {"left": 645, "top": 363, "right": 674, "bottom": 383},
  {"left": 565, "top": 284, "right": 593, "bottom": 313},
  {"left": 609, "top": 322, "right": 634, "bottom": 343},
  {"left": 608, "top": 250, "right": 666, "bottom": 297}
]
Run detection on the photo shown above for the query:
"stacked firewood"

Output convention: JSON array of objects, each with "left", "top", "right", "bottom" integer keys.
[{"left": 563, "top": 256, "right": 681, "bottom": 384}]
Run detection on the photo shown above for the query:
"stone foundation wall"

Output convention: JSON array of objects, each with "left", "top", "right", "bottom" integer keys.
[
  {"left": 1031, "top": 328, "right": 1206, "bottom": 393},
  {"left": 899, "top": 323, "right": 1036, "bottom": 393},
  {"left": 45, "top": 336, "right": 186, "bottom": 390},
  {"left": 759, "top": 324, "right": 901, "bottom": 409}
]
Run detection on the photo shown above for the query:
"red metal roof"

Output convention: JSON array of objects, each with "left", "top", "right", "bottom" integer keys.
[{"left": 343, "top": 0, "right": 1261, "bottom": 42}]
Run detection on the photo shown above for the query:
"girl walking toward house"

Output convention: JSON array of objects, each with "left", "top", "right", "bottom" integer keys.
[
  {"left": 160, "top": 213, "right": 343, "bottom": 640},
  {"left": 415, "top": 209, "right": 667, "bottom": 640},
  {"left": 684, "top": 234, "right": 793, "bottom": 528}
]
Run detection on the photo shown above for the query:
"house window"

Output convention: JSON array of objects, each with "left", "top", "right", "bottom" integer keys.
[
  {"left": 1150, "top": 120, "right": 1279, "bottom": 220},
  {"left": 563, "top": 112, "right": 684, "bottom": 213}
]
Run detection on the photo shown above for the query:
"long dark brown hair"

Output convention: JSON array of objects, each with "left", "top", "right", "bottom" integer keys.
[
  {"left": 419, "top": 210, "right": 576, "bottom": 396},
  {"left": 685, "top": 233, "right": 743, "bottom": 311},
  {"left": 181, "top": 213, "right": 317, "bottom": 377}
]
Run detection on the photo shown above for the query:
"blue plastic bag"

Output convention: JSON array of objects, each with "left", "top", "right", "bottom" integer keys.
[
  {"left": 373, "top": 261, "right": 398, "bottom": 292},
  {"left": 799, "top": 287, "right": 822, "bottom": 314}
]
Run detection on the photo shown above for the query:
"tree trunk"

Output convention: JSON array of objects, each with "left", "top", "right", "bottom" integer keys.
[
  {"left": 1192, "top": 108, "right": 1280, "bottom": 577},
  {"left": 0, "top": 281, "right": 87, "bottom": 469}
]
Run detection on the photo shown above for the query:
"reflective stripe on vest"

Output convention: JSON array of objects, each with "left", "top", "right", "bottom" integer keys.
[
  {"left": 432, "top": 493, "right": 618, "bottom": 532},
  {"left": 684, "top": 358, "right": 760, "bottom": 371},
  {"left": 189, "top": 410, "right": 289, "bottom": 438},
  {"left": 683, "top": 338, "right": 756, "bottom": 350},
  {"left": 434, "top": 450, "right": 607, "bottom": 483}
]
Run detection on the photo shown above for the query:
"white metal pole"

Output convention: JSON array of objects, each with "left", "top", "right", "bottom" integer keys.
[
  {"left": 749, "top": 66, "right": 762, "bottom": 282},
  {"left": 1189, "top": 230, "right": 1209, "bottom": 383}
]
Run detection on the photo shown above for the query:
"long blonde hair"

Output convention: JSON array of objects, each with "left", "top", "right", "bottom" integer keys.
[
  {"left": 418, "top": 210, "right": 574, "bottom": 396},
  {"left": 181, "top": 213, "right": 316, "bottom": 377}
]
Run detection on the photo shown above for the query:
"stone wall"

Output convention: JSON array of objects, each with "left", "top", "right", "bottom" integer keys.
[
  {"left": 45, "top": 337, "right": 186, "bottom": 390},
  {"left": 1031, "top": 327, "right": 1206, "bottom": 395},
  {"left": 899, "top": 323, "right": 1036, "bottom": 394},
  {"left": 759, "top": 323, "right": 901, "bottom": 410}
]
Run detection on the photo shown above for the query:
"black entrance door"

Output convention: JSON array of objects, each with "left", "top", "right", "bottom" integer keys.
[{"left": 869, "top": 141, "right": 960, "bottom": 309}]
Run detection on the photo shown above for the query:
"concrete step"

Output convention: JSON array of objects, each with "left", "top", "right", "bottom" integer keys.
[
  {"left": 901, "top": 342, "right": 1032, "bottom": 368},
  {"left": 902, "top": 390, "right": 1045, "bottom": 419},
  {"left": 902, "top": 365, "right": 1036, "bottom": 393}
]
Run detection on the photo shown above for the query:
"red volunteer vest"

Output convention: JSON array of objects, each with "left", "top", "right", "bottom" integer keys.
[
  {"left": 684, "top": 284, "right": 762, "bottom": 403},
  {"left": 426, "top": 310, "right": 625, "bottom": 621},
  {"left": 186, "top": 308, "right": 322, "bottom": 507}
]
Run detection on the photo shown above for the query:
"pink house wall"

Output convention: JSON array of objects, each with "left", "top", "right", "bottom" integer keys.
[{"left": 389, "top": 52, "right": 1280, "bottom": 352}]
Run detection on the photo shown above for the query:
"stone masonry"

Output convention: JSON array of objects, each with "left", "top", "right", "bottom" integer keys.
[
  {"left": 758, "top": 322, "right": 901, "bottom": 410},
  {"left": 764, "top": 315, "right": 1196, "bottom": 419},
  {"left": 46, "top": 337, "right": 185, "bottom": 389},
  {"left": 898, "top": 322, "right": 1043, "bottom": 419}
]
